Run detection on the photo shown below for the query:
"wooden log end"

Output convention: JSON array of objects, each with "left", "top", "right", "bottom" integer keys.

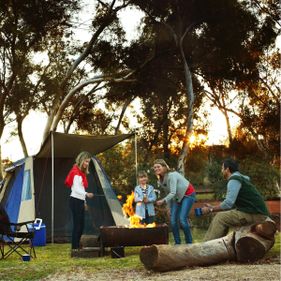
[
  {"left": 235, "top": 236, "right": 266, "bottom": 262},
  {"left": 140, "top": 245, "right": 159, "bottom": 270},
  {"left": 140, "top": 244, "right": 187, "bottom": 272}
]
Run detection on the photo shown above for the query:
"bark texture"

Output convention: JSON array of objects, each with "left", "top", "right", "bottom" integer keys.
[
  {"left": 140, "top": 233, "right": 235, "bottom": 272},
  {"left": 140, "top": 221, "right": 277, "bottom": 272}
]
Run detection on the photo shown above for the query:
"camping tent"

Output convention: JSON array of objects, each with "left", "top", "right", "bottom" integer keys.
[{"left": 0, "top": 132, "right": 132, "bottom": 242}]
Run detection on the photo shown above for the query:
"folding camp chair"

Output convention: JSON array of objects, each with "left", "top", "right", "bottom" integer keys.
[{"left": 0, "top": 205, "right": 36, "bottom": 260}]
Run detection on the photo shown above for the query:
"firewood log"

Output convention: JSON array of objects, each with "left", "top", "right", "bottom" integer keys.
[
  {"left": 235, "top": 222, "right": 276, "bottom": 263},
  {"left": 140, "top": 232, "right": 235, "bottom": 272},
  {"left": 140, "top": 221, "right": 277, "bottom": 272}
]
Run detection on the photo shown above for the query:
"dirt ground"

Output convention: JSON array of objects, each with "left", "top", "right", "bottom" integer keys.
[{"left": 42, "top": 259, "right": 280, "bottom": 281}]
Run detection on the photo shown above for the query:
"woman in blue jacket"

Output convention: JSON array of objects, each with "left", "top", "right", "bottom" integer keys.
[{"left": 154, "top": 159, "right": 196, "bottom": 244}]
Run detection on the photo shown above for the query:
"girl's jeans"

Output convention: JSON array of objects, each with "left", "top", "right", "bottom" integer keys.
[
  {"left": 170, "top": 194, "right": 196, "bottom": 244},
  {"left": 69, "top": 196, "right": 85, "bottom": 249}
]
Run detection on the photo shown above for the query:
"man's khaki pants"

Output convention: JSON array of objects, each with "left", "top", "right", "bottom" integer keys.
[{"left": 204, "top": 209, "right": 268, "bottom": 241}]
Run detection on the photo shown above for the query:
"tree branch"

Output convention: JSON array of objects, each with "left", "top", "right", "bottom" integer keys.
[
  {"left": 60, "top": 0, "right": 131, "bottom": 89},
  {"left": 50, "top": 73, "right": 136, "bottom": 132}
]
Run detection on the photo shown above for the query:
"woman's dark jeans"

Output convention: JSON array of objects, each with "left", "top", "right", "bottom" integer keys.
[{"left": 69, "top": 197, "right": 85, "bottom": 249}]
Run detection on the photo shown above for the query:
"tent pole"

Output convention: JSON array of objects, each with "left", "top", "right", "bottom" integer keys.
[
  {"left": 134, "top": 130, "right": 138, "bottom": 184},
  {"left": 51, "top": 131, "right": 54, "bottom": 243}
]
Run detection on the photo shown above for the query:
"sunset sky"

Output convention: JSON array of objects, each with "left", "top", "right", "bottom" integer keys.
[{"left": 1, "top": 103, "right": 236, "bottom": 161}]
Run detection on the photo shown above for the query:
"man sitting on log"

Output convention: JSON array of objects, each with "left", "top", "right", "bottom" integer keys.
[{"left": 202, "top": 158, "right": 271, "bottom": 241}]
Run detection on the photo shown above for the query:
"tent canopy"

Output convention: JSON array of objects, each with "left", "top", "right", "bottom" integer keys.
[
  {"left": 1, "top": 131, "right": 134, "bottom": 242},
  {"left": 36, "top": 131, "right": 134, "bottom": 158}
]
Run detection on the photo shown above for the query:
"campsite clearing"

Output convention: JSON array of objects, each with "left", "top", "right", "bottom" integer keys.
[{"left": 0, "top": 231, "right": 279, "bottom": 281}]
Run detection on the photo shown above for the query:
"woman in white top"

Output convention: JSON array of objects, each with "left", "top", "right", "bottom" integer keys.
[{"left": 65, "top": 151, "right": 94, "bottom": 253}]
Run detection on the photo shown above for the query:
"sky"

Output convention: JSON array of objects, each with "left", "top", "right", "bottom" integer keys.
[{"left": 1, "top": 2, "right": 242, "bottom": 161}]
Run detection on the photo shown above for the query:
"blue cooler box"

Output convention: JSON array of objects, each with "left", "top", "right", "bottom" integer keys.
[{"left": 31, "top": 219, "right": 46, "bottom": 246}]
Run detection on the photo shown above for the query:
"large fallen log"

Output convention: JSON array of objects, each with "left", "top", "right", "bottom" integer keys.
[
  {"left": 140, "top": 232, "right": 235, "bottom": 272},
  {"left": 140, "top": 220, "right": 277, "bottom": 272},
  {"left": 235, "top": 221, "right": 276, "bottom": 262}
]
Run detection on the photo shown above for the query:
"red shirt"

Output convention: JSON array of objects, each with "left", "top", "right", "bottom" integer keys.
[
  {"left": 64, "top": 164, "right": 88, "bottom": 189},
  {"left": 185, "top": 183, "right": 195, "bottom": 196}
]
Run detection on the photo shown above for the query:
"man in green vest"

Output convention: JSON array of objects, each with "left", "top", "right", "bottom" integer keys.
[{"left": 202, "top": 158, "right": 270, "bottom": 241}]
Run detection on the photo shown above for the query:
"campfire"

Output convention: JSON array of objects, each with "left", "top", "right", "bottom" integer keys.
[
  {"left": 99, "top": 191, "right": 168, "bottom": 256},
  {"left": 99, "top": 192, "right": 169, "bottom": 255},
  {"left": 121, "top": 191, "right": 156, "bottom": 228}
]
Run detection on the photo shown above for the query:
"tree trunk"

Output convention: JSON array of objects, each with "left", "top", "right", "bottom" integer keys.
[
  {"left": 17, "top": 115, "right": 28, "bottom": 157},
  {"left": 0, "top": 145, "right": 3, "bottom": 180},
  {"left": 0, "top": 109, "right": 5, "bottom": 179},
  {"left": 42, "top": 2, "right": 129, "bottom": 141},
  {"left": 163, "top": 100, "right": 170, "bottom": 160},
  {"left": 247, "top": 127, "right": 269, "bottom": 159},
  {"left": 221, "top": 94, "right": 233, "bottom": 145},
  {"left": 234, "top": 221, "right": 276, "bottom": 262},
  {"left": 115, "top": 97, "right": 134, "bottom": 134},
  {"left": 42, "top": 89, "right": 62, "bottom": 141},
  {"left": 140, "top": 232, "right": 235, "bottom": 272},
  {"left": 176, "top": 26, "right": 196, "bottom": 176}
]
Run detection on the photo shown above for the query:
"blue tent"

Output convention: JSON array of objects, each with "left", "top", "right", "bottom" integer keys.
[{"left": 0, "top": 132, "right": 132, "bottom": 242}]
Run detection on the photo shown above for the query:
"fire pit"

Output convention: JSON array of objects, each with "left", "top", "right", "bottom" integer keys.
[{"left": 100, "top": 224, "right": 169, "bottom": 256}]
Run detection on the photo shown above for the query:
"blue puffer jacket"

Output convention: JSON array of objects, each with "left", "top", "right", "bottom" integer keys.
[{"left": 134, "top": 185, "right": 156, "bottom": 219}]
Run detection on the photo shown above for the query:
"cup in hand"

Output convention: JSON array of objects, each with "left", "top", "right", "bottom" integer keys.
[{"left": 194, "top": 207, "right": 203, "bottom": 217}]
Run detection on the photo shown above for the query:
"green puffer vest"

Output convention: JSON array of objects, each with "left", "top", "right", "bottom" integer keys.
[{"left": 229, "top": 174, "right": 269, "bottom": 216}]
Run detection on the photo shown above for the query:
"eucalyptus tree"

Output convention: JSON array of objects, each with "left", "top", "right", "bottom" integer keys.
[
  {"left": 42, "top": 0, "right": 137, "bottom": 140},
  {"left": 199, "top": 48, "right": 280, "bottom": 161},
  {"left": 62, "top": 93, "right": 114, "bottom": 135},
  {"left": 0, "top": 0, "right": 136, "bottom": 160},
  {"left": 236, "top": 49, "right": 280, "bottom": 161},
  {"left": 241, "top": 0, "right": 280, "bottom": 160},
  {"left": 0, "top": 0, "right": 79, "bottom": 173},
  {"left": 122, "top": 0, "right": 279, "bottom": 174},
  {"left": 195, "top": 0, "right": 280, "bottom": 159}
]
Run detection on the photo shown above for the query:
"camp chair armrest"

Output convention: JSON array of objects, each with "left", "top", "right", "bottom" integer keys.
[
  {"left": 0, "top": 220, "right": 35, "bottom": 232},
  {"left": 8, "top": 220, "right": 34, "bottom": 226}
]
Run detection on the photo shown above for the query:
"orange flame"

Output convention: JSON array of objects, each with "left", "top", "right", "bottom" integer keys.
[
  {"left": 122, "top": 191, "right": 156, "bottom": 228},
  {"left": 129, "top": 215, "right": 145, "bottom": 228},
  {"left": 122, "top": 191, "right": 135, "bottom": 218}
]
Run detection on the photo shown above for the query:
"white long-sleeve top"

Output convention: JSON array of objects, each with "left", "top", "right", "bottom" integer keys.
[{"left": 70, "top": 175, "right": 87, "bottom": 201}]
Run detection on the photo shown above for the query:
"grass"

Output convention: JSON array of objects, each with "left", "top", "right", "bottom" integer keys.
[
  {"left": 266, "top": 230, "right": 280, "bottom": 257},
  {"left": 196, "top": 193, "right": 215, "bottom": 200},
  {"left": 0, "top": 229, "right": 279, "bottom": 281},
  {"left": 0, "top": 243, "right": 143, "bottom": 281}
]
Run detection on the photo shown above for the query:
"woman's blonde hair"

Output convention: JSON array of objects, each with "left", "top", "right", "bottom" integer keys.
[
  {"left": 75, "top": 151, "right": 92, "bottom": 173},
  {"left": 153, "top": 159, "right": 170, "bottom": 171}
]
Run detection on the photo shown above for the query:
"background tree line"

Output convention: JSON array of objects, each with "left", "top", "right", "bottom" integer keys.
[{"left": 0, "top": 0, "right": 280, "bottom": 197}]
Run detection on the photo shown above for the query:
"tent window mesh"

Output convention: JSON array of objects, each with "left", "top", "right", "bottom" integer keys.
[{"left": 21, "top": 170, "right": 31, "bottom": 201}]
